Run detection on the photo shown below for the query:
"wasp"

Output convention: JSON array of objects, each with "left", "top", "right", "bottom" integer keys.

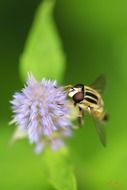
[{"left": 64, "top": 75, "right": 108, "bottom": 146}]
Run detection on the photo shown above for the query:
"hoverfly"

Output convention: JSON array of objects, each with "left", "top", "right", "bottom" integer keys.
[{"left": 64, "top": 75, "right": 108, "bottom": 146}]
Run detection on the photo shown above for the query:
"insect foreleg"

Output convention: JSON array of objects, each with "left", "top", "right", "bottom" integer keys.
[{"left": 78, "top": 107, "right": 85, "bottom": 127}]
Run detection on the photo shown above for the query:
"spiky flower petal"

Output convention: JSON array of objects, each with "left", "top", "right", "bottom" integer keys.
[{"left": 11, "top": 73, "right": 72, "bottom": 153}]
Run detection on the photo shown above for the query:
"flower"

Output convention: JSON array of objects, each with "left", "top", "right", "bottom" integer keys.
[{"left": 10, "top": 73, "right": 73, "bottom": 153}]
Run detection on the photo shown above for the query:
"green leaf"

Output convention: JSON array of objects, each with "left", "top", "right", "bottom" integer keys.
[
  {"left": 20, "top": 0, "right": 65, "bottom": 83},
  {"left": 43, "top": 148, "right": 77, "bottom": 190}
]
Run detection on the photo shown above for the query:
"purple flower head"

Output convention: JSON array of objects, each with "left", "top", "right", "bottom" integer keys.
[{"left": 11, "top": 73, "right": 73, "bottom": 153}]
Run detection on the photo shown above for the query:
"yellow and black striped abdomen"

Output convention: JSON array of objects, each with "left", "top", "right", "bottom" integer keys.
[{"left": 84, "top": 86, "right": 103, "bottom": 108}]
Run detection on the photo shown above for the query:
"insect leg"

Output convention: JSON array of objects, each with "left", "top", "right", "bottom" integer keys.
[{"left": 78, "top": 107, "right": 85, "bottom": 127}]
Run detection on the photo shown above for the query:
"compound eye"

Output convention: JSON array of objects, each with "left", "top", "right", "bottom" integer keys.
[{"left": 73, "top": 92, "right": 84, "bottom": 103}]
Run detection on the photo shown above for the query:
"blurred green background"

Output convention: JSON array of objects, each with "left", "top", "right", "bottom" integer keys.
[{"left": 0, "top": 0, "right": 127, "bottom": 189}]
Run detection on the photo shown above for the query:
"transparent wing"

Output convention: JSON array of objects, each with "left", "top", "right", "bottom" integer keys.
[
  {"left": 91, "top": 75, "right": 106, "bottom": 94},
  {"left": 92, "top": 115, "right": 106, "bottom": 147}
]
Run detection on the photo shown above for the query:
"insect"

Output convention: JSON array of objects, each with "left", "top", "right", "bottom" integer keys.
[{"left": 64, "top": 75, "right": 108, "bottom": 146}]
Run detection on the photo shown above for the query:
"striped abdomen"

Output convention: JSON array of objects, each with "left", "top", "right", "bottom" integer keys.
[{"left": 85, "top": 86, "right": 100, "bottom": 105}]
